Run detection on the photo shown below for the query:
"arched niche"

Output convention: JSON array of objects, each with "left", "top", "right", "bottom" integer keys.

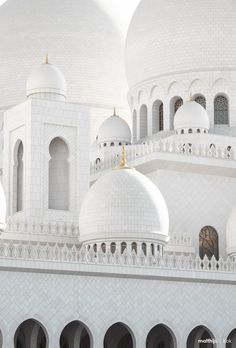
[
  {"left": 60, "top": 320, "right": 92, "bottom": 348},
  {"left": 14, "top": 319, "right": 48, "bottom": 348},
  {"left": 152, "top": 100, "right": 164, "bottom": 134},
  {"left": 146, "top": 324, "right": 176, "bottom": 348},
  {"left": 13, "top": 140, "right": 24, "bottom": 213},
  {"left": 48, "top": 137, "right": 69, "bottom": 210},
  {"left": 214, "top": 94, "right": 229, "bottom": 125},
  {"left": 104, "top": 322, "right": 135, "bottom": 348},
  {"left": 199, "top": 226, "right": 219, "bottom": 260},
  {"left": 140, "top": 104, "right": 148, "bottom": 139},
  {"left": 226, "top": 329, "right": 236, "bottom": 347},
  {"left": 187, "top": 325, "right": 216, "bottom": 348}
]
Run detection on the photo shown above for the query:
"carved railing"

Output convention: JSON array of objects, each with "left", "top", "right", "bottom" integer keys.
[
  {"left": 0, "top": 241, "right": 235, "bottom": 273},
  {"left": 91, "top": 141, "right": 235, "bottom": 174},
  {"left": 5, "top": 219, "right": 79, "bottom": 238}
]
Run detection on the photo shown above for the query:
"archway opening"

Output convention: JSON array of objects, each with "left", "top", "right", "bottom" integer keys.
[
  {"left": 49, "top": 137, "right": 69, "bottom": 210},
  {"left": 104, "top": 322, "right": 134, "bottom": 348},
  {"left": 226, "top": 329, "right": 236, "bottom": 347},
  {"left": 140, "top": 104, "right": 148, "bottom": 139},
  {"left": 14, "top": 319, "right": 48, "bottom": 348},
  {"left": 214, "top": 95, "right": 229, "bottom": 125},
  {"left": 146, "top": 324, "right": 176, "bottom": 348},
  {"left": 187, "top": 325, "right": 216, "bottom": 348},
  {"left": 152, "top": 100, "right": 164, "bottom": 134},
  {"left": 199, "top": 226, "right": 219, "bottom": 260},
  {"left": 60, "top": 321, "right": 91, "bottom": 348}
]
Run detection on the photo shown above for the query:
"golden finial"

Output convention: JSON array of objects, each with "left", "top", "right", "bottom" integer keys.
[
  {"left": 119, "top": 144, "right": 127, "bottom": 168},
  {"left": 189, "top": 92, "right": 193, "bottom": 101},
  {"left": 45, "top": 54, "right": 49, "bottom": 64}
]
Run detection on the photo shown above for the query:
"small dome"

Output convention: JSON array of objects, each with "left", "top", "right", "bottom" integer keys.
[
  {"left": 226, "top": 206, "right": 236, "bottom": 256},
  {"left": 0, "top": 183, "right": 6, "bottom": 230},
  {"left": 97, "top": 110, "right": 131, "bottom": 146},
  {"left": 79, "top": 165, "right": 169, "bottom": 245},
  {"left": 174, "top": 100, "right": 210, "bottom": 133},
  {"left": 26, "top": 58, "right": 67, "bottom": 101}
]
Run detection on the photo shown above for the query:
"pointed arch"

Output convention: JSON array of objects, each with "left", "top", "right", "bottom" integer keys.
[
  {"left": 187, "top": 325, "right": 215, "bottom": 348},
  {"left": 104, "top": 322, "right": 135, "bottom": 348},
  {"left": 199, "top": 226, "right": 219, "bottom": 260},
  {"left": 146, "top": 324, "right": 177, "bottom": 348},
  {"left": 214, "top": 94, "right": 229, "bottom": 125},
  {"left": 60, "top": 321, "right": 92, "bottom": 348},
  {"left": 152, "top": 100, "right": 164, "bottom": 134},
  {"left": 132, "top": 110, "right": 137, "bottom": 142},
  {"left": 14, "top": 319, "right": 48, "bottom": 348},
  {"left": 49, "top": 137, "right": 69, "bottom": 210},
  {"left": 140, "top": 104, "right": 148, "bottom": 139},
  {"left": 13, "top": 140, "right": 24, "bottom": 213}
]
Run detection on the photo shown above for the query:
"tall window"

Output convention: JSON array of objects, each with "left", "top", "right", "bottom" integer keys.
[
  {"left": 174, "top": 97, "right": 183, "bottom": 113},
  {"left": 49, "top": 137, "right": 69, "bottom": 210},
  {"left": 214, "top": 95, "right": 229, "bottom": 125},
  {"left": 140, "top": 104, "right": 148, "bottom": 139},
  {"left": 170, "top": 97, "right": 183, "bottom": 130},
  {"left": 152, "top": 100, "right": 164, "bottom": 134},
  {"left": 15, "top": 141, "right": 24, "bottom": 212},
  {"left": 194, "top": 95, "right": 206, "bottom": 109},
  {"left": 199, "top": 226, "right": 219, "bottom": 260},
  {"left": 133, "top": 110, "right": 137, "bottom": 142}
]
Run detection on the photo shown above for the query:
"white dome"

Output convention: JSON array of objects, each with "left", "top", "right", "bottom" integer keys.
[
  {"left": 174, "top": 100, "right": 210, "bottom": 133},
  {"left": 226, "top": 206, "right": 236, "bottom": 256},
  {"left": 126, "top": 0, "right": 236, "bottom": 88},
  {"left": 0, "top": 183, "right": 6, "bottom": 230},
  {"left": 97, "top": 111, "right": 131, "bottom": 145},
  {"left": 79, "top": 167, "right": 169, "bottom": 244},
  {"left": 26, "top": 60, "right": 67, "bottom": 101},
  {"left": 0, "top": 0, "right": 128, "bottom": 109}
]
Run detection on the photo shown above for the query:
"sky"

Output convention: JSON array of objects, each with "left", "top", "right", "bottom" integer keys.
[{"left": 0, "top": 0, "right": 140, "bottom": 40}]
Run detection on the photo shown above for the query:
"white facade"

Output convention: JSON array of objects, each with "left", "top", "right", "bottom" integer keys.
[{"left": 0, "top": 0, "right": 236, "bottom": 347}]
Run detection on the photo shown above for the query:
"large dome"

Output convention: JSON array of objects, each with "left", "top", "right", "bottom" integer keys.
[
  {"left": 126, "top": 0, "right": 236, "bottom": 88},
  {"left": 0, "top": 0, "right": 128, "bottom": 109},
  {"left": 79, "top": 166, "right": 169, "bottom": 245}
]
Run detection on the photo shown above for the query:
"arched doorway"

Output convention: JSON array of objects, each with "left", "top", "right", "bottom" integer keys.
[
  {"left": 104, "top": 322, "right": 134, "bottom": 348},
  {"left": 14, "top": 319, "right": 48, "bottom": 348},
  {"left": 60, "top": 321, "right": 92, "bottom": 348},
  {"left": 226, "top": 329, "right": 236, "bottom": 347},
  {"left": 199, "top": 226, "right": 219, "bottom": 260},
  {"left": 146, "top": 324, "right": 176, "bottom": 348},
  {"left": 187, "top": 326, "right": 216, "bottom": 348}
]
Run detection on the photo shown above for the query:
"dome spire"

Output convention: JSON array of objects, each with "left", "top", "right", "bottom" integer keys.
[
  {"left": 189, "top": 92, "right": 193, "bottom": 101},
  {"left": 45, "top": 54, "right": 49, "bottom": 64},
  {"left": 113, "top": 107, "right": 118, "bottom": 116}
]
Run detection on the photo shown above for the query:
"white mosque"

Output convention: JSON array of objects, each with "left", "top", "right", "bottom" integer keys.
[{"left": 1, "top": 0, "right": 236, "bottom": 347}]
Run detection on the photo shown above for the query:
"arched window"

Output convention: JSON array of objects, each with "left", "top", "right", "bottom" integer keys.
[
  {"left": 199, "top": 226, "right": 219, "bottom": 260},
  {"left": 60, "top": 321, "right": 92, "bottom": 348},
  {"left": 121, "top": 242, "right": 127, "bottom": 254},
  {"left": 214, "top": 95, "right": 229, "bottom": 125},
  {"left": 132, "top": 110, "right": 137, "bottom": 143},
  {"left": 110, "top": 242, "right": 116, "bottom": 254},
  {"left": 170, "top": 97, "right": 183, "bottom": 130},
  {"left": 14, "top": 319, "right": 48, "bottom": 348},
  {"left": 49, "top": 137, "right": 69, "bottom": 210},
  {"left": 226, "top": 329, "right": 236, "bottom": 347},
  {"left": 194, "top": 95, "right": 206, "bottom": 109},
  {"left": 142, "top": 242, "right": 147, "bottom": 255},
  {"left": 188, "top": 129, "right": 193, "bottom": 134},
  {"left": 146, "top": 324, "right": 176, "bottom": 348},
  {"left": 131, "top": 242, "right": 137, "bottom": 253},
  {"left": 140, "top": 105, "right": 148, "bottom": 139},
  {"left": 152, "top": 100, "right": 164, "bottom": 134},
  {"left": 13, "top": 141, "right": 24, "bottom": 213},
  {"left": 174, "top": 97, "right": 183, "bottom": 113},
  {"left": 104, "top": 322, "right": 134, "bottom": 348},
  {"left": 187, "top": 326, "right": 215, "bottom": 348}
]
